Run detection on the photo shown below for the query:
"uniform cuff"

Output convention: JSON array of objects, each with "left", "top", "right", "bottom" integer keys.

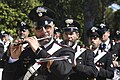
[
  {"left": 8, "top": 57, "right": 19, "bottom": 63},
  {"left": 35, "top": 47, "right": 42, "bottom": 55}
]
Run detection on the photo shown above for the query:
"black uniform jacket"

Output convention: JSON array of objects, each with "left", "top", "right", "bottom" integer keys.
[
  {"left": 111, "top": 43, "right": 120, "bottom": 70},
  {"left": 0, "top": 43, "right": 4, "bottom": 68},
  {"left": 69, "top": 46, "right": 98, "bottom": 80},
  {"left": 0, "top": 43, "right": 4, "bottom": 57},
  {"left": 95, "top": 50, "right": 114, "bottom": 80},
  {"left": 2, "top": 40, "right": 75, "bottom": 80}
]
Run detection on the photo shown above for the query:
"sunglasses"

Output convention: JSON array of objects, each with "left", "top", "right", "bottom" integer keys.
[
  {"left": 20, "top": 29, "right": 28, "bottom": 32},
  {"left": 35, "top": 25, "right": 51, "bottom": 30}
]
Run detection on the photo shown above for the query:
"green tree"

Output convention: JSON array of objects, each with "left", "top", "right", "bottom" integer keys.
[
  {"left": 0, "top": 0, "right": 119, "bottom": 42},
  {"left": 0, "top": 0, "right": 42, "bottom": 37},
  {"left": 42, "top": 0, "right": 119, "bottom": 46}
]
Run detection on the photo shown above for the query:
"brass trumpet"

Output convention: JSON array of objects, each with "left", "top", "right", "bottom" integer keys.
[{"left": 13, "top": 36, "right": 51, "bottom": 46}]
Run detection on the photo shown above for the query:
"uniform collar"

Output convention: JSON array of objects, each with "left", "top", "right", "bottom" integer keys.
[
  {"left": 103, "top": 38, "right": 110, "bottom": 46},
  {"left": 102, "top": 38, "right": 111, "bottom": 51},
  {"left": 93, "top": 47, "right": 99, "bottom": 55},
  {"left": 72, "top": 41, "right": 78, "bottom": 49},
  {"left": 43, "top": 37, "right": 54, "bottom": 48}
]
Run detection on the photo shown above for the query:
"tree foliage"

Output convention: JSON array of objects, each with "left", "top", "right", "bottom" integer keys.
[
  {"left": 0, "top": 0, "right": 42, "bottom": 37},
  {"left": 0, "top": 0, "right": 119, "bottom": 40},
  {"left": 42, "top": 0, "right": 84, "bottom": 27}
]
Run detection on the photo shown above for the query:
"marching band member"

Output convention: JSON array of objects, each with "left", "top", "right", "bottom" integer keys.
[
  {"left": 111, "top": 29, "right": 120, "bottom": 80},
  {"left": 54, "top": 27, "right": 63, "bottom": 43},
  {"left": 98, "top": 23, "right": 113, "bottom": 52},
  {"left": 88, "top": 26, "right": 114, "bottom": 80},
  {"left": 61, "top": 19, "right": 98, "bottom": 80},
  {"left": 2, "top": 6, "right": 75, "bottom": 80}
]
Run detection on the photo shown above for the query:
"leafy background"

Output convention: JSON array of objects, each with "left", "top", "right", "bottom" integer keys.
[{"left": 0, "top": 0, "right": 120, "bottom": 46}]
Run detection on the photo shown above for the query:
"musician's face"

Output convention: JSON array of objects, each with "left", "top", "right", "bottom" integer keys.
[
  {"left": 33, "top": 22, "right": 55, "bottom": 45},
  {"left": 102, "top": 31, "right": 110, "bottom": 42},
  {"left": 34, "top": 23, "right": 54, "bottom": 37},
  {"left": 18, "top": 29, "right": 30, "bottom": 38},
  {"left": 63, "top": 32, "right": 79, "bottom": 47},
  {"left": 90, "top": 37, "right": 101, "bottom": 50}
]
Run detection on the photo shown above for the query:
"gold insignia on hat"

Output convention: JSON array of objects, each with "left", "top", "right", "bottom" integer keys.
[
  {"left": 45, "top": 21, "right": 48, "bottom": 25},
  {"left": 116, "top": 30, "right": 120, "bottom": 35},
  {"left": 91, "top": 27, "right": 98, "bottom": 32},
  {"left": 100, "top": 23, "right": 106, "bottom": 28},
  {"left": 78, "top": 57, "right": 82, "bottom": 60},
  {"left": 68, "top": 59, "right": 72, "bottom": 63},
  {"left": 36, "top": 7, "right": 47, "bottom": 17},
  {"left": 111, "top": 64, "right": 113, "bottom": 67},
  {"left": 65, "top": 19, "right": 73, "bottom": 27},
  {"left": 1, "top": 31, "right": 5, "bottom": 34},
  {"left": 21, "top": 22, "right": 26, "bottom": 26},
  {"left": 38, "top": 13, "right": 43, "bottom": 17},
  {"left": 54, "top": 27, "right": 58, "bottom": 30}
]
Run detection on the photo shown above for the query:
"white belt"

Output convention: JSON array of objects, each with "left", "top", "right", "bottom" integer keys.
[{"left": 23, "top": 63, "right": 41, "bottom": 80}]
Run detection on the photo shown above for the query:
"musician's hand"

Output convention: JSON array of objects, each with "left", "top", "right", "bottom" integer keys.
[
  {"left": 113, "top": 61, "right": 119, "bottom": 67},
  {"left": 10, "top": 40, "right": 23, "bottom": 59},
  {"left": 25, "top": 36, "right": 40, "bottom": 52},
  {"left": 47, "top": 60, "right": 54, "bottom": 72}
]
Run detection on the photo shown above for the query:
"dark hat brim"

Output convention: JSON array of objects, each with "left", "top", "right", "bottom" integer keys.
[
  {"left": 34, "top": 16, "right": 54, "bottom": 28},
  {"left": 90, "top": 32, "right": 102, "bottom": 38},
  {"left": 87, "top": 27, "right": 103, "bottom": 38},
  {"left": 63, "top": 27, "right": 79, "bottom": 32},
  {"left": 17, "top": 22, "right": 30, "bottom": 30}
]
